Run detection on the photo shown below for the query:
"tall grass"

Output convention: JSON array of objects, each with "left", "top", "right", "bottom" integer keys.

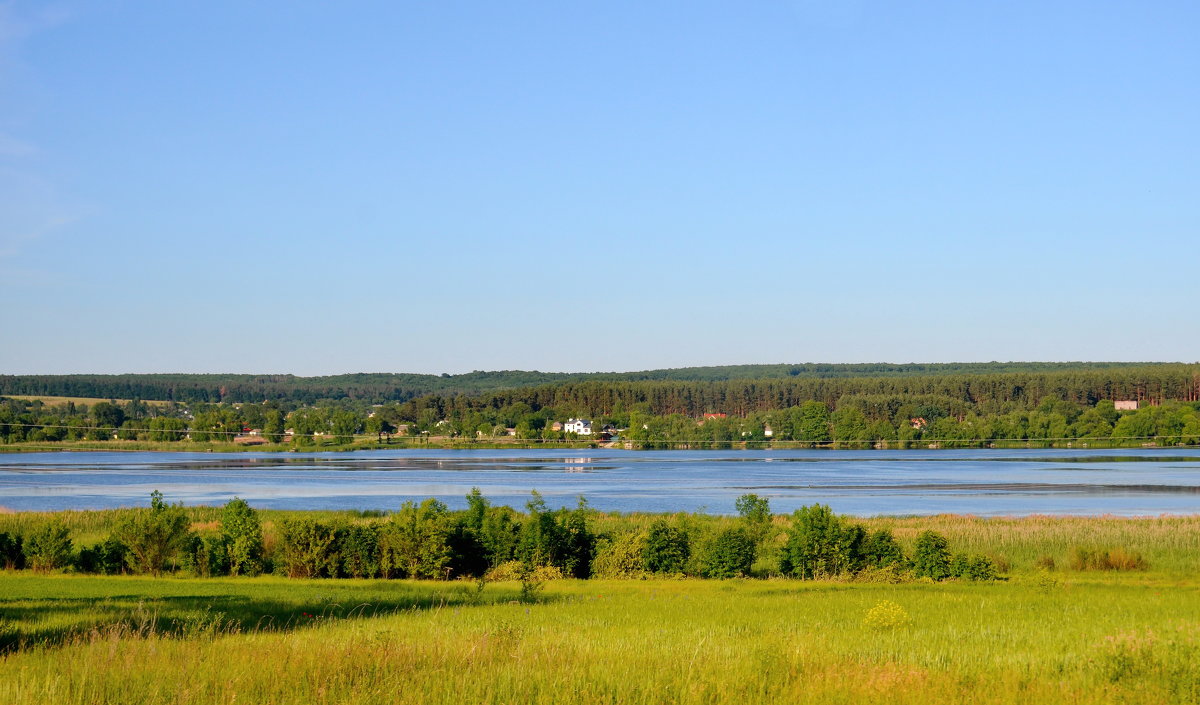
[{"left": 2, "top": 575, "right": 1199, "bottom": 704}]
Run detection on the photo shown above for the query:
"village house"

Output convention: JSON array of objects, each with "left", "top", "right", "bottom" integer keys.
[
  {"left": 564, "top": 418, "right": 593, "bottom": 435},
  {"left": 550, "top": 421, "right": 564, "bottom": 432}
]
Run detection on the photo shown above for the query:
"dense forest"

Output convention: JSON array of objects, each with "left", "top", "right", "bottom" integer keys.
[
  {"left": 0, "top": 362, "right": 1181, "bottom": 404},
  {"left": 4, "top": 369, "right": 1200, "bottom": 448}
]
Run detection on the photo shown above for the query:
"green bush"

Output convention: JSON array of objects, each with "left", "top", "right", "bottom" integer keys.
[
  {"left": 701, "top": 528, "right": 756, "bottom": 578},
  {"left": 113, "top": 491, "right": 193, "bottom": 575},
  {"left": 643, "top": 521, "right": 690, "bottom": 574},
  {"left": 912, "top": 530, "right": 952, "bottom": 580},
  {"left": 591, "top": 531, "right": 649, "bottom": 579},
  {"left": 780, "top": 504, "right": 860, "bottom": 579},
  {"left": 75, "top": 536, "right": 127, "bottom": 574},
  {"left": 221, "top": 498, "right": 264, "bottom": 577},
  {"left": 23, "top": 521, "right": 73, "bottom": 573}
]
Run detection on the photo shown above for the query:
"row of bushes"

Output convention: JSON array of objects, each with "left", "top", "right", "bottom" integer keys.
[{"left": 0, "top": 492, "right": 1151, "bottom": 581}]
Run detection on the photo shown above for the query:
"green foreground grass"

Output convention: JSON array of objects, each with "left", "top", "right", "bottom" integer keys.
[{"left": 2, "top": 571, "right": 1199, "bottom": 704}]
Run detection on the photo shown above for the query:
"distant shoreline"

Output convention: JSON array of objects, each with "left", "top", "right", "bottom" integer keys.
[{"left": 0, "top": 438, "right": 1185, "bottom": 454}]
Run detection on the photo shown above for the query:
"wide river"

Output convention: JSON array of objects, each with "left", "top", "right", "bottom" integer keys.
[{"left": 3, "top": 448, "right": 1200, "bottom": 516}]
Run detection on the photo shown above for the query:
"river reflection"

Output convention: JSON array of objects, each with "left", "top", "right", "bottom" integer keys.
[{"left": 1, "top": 448, "right": 1199, "bottom": 516}]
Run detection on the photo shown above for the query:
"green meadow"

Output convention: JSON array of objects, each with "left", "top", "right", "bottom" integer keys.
[{"left": 2, "top": 513, "right": 1200, "bottom": 704}]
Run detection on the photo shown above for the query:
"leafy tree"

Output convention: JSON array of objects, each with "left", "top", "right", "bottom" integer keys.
[
  {"left": 220, "top": 497, "right": 264, "bottom": 576},
  {"left": 912, "top": 530, "right": 952, "bottom": 580},
  {"left": 24, "top": 520, "right": 73, "bottom": 572},
  {"left": 113, "top": 491, "right": 192, "bottom": 575}
]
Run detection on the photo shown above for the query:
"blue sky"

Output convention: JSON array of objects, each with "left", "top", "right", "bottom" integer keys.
[{"left": 1, "top": 1, "right": 1197, "bottom": 375}]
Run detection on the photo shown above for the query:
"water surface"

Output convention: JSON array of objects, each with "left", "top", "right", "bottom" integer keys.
[{"left": 1, "top": 448, "right": 1199, "bottom": 516}]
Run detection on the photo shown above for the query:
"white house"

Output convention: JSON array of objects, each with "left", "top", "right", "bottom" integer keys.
[
  {"left": 564, "top": 418, "right": 593, "bottom": 435},
  {"left": 1114, "top": 400, "right": 1139, "bottom": 411}
]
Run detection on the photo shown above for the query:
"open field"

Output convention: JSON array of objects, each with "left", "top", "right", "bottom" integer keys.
[
  {"left": 2, "top": 572, "right": 1199, "bottom": 704},
  {"left": 5, "top": 395, "right": 173, "bottom": 408}
]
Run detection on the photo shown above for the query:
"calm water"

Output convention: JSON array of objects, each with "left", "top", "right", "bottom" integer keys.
[{"left": 1, "top": 448, "right": 1199, "bottom": 516}]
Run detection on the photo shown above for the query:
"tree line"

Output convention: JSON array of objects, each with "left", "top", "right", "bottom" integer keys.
[
  {"left": 0, "top": 362, "right": 1184, "bottom": 405},
  {"left": 0, "top": 492, "right": 1000, "bottom": 585},
  {"left": 5, "top": 392, "right": 1200, "bottom": 448}
]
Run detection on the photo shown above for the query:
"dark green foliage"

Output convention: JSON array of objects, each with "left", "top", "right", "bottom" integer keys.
[
  {"left": 701, "top": 528, "right": 756, "bottom": 578},
  {"left": 182, "top": 534, "right": 230, "bottom": 577},
  {"left": 113, "top": 491, "right": 193, "bottom": 575},
  {"left": 780, "top": 504, "right": 861, "bottom": 579},
  {"left": 221, "top": 497, "right": 264, "bottom": 577},
  {"left": 912, "top": 530, "right": 952, "bottom": 580},
  {"left": 478, "top": 506, "right": 521, "bottom": 569},
  {"left": 0, "top": 532, "right": 25, "bottom": 570},
  {"left": 515, "top": 494, "right": 595, "bottom": 579},
  {"left": 23, "top": 521, "right": 73, "bottom": 572},
  {"left": 276, "top": 518, "right": 342, "bottom": 579},
  {"left": 75, "top": 537, "right": 127, "bottom": 574},
  {"left": 643, "top": 521, "right": 690, "bottom": 574},
  {"left": 948, "top": 552, "right": 998, "bottom": 580},
  {"left": 340, "top": 524, "right": 380, "bottom": 578},
  {"left": 862, "top": 529, "right": 906, "bottom": 568}
]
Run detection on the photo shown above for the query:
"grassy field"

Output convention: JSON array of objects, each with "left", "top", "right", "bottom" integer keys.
[
  {"left": 6, "top": 395, "right": 173, "bottom": 408},
  {"left": 2, "top": 513, "right": 1199, "bottom": 703},
  {"left": 1, "top": 572, "right": 1199, "bottom": 704}
]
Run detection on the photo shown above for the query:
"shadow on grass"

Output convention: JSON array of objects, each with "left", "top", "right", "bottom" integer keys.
[{"left": 0, "top": 581, "right": 542, "bottom": 654}]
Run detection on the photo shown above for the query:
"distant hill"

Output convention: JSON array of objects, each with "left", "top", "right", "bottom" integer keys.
[{"left": 0, "top": 362, "right": 1183, "bottom": 405}]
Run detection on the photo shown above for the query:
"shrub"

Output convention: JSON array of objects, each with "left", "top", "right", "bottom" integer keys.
[
  {"left": 75, "top": 536, "right": 127, "bottom": 575},
  {"left": 1071, "top": 547, "right": 1149, "bottom": 571},
  {"left": 862, "top": 600, "right": 912, "bottom": 630},
  {"left": 591, "top": 531, "right": 649, "bottom": 579},
  {"left": 862, "top": 529, "right": 906, "bottom": 569},
  {"left": 113, "top": 490, "right": 193, "bottom": 575},
  {"left": 340, "top": 524, "right": 380, "bottom": 579},
  {"left": 379, "top": 499, "right": 451, "bottom": 579},
  {"left": 780, "top": 504, "right": 861, "bottom": 579},
  {"left": 950, "top": 554, "right": 998, "bottom": 581},
  {"left": 643, "top": 521, "right": 690, "bottom": 574},
  {"left": 851, "top": 564, "right": 910, "bottom": 583},
  {"left": 221, "top": 498, "right": 264, "bottom": 577},
  {"left": 23, "top": 521, "right": 73, "bottom": 573},
  {"left": 182, "top": 534, "right": 231, "bottom": 577},
  {"left": 701, "top": 527, "right": 756, "bottom": 578},
  {"left": 912, "top": 530, "right": 952, "bottom": 580},
  {"left": 277, "top": 518, "right": 342, "bottom": 579}
]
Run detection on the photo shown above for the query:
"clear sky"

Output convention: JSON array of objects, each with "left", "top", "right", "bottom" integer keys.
[{"left": 1, "top": 1, "right": 1197, "bottom": 375}]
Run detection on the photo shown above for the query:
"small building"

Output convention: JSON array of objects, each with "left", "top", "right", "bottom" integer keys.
[
  {"left": 1114, "top": 400, "right": 1139, "bottom": 411},
  {"left": 702, "top": 413, "right": 727, "bottom": 421},
  {"left": 910, "top": 417, "right": 928, "bottom": 429},
  {"left": 564, "top": 418, "right": 593, "bottom": 435},
  {"left": 550, "top": 421, "right": 563, "bottom": 432},
  {"left": 763, "top": 424, "right": 774, "bottom": 437}
]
